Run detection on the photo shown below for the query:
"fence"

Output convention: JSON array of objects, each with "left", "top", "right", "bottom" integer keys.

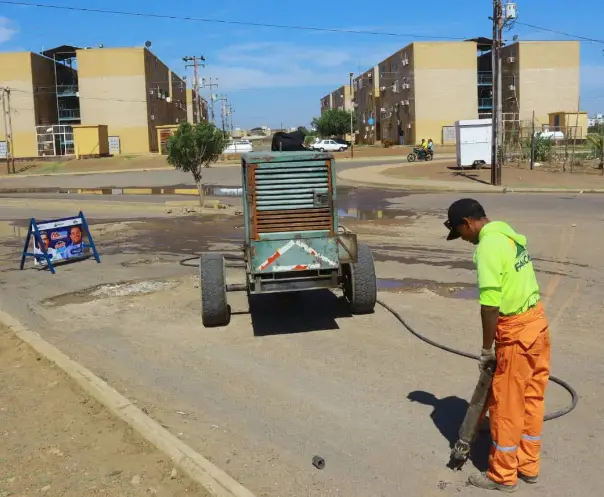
[{"left": 501, "top": 123, "right": 594, "bottom": 166}]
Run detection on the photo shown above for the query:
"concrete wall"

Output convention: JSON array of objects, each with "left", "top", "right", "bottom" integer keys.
[
  {"left": 502, "top": 41, "right": 580, "bottom": 125},
  {"left": 77, "top": 47, "right": 150, "bottom": 154},
  {"left": 0, "top": 52, "right": 39, "bottom": 157},
  {"left": 413, "top": 42, "right": 478, "bottom": 145},
  {"left": 73, "top": 124, "right": 109, "bottom": 156}
]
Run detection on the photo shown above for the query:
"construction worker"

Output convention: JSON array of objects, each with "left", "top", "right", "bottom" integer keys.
[{"left": 444, "top": 198, "right": 551, "bottom": 493}]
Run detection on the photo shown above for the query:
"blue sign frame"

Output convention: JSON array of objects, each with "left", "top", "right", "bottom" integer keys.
[{"left": 19, "top": 211, "right": 101, "bottom": 274}]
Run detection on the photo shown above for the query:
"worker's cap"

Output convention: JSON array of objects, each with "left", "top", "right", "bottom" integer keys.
[{"left": 444, "top": 198, "right": 486, "bottom": 240}]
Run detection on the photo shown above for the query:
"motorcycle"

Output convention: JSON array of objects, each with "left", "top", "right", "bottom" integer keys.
[{"left": 407, "top": 147, "right": 434, "bottom": 162}]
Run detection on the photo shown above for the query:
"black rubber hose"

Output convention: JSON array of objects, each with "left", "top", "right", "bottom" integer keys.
[
  {"left": 179, "top": 253, "right": 578, "bottom": 422},
  {"left": 377, "top": 300, "right": 578, "bottom": 422}
]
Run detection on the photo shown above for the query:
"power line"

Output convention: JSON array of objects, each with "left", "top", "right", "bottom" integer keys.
[
  {"left": 0, "top": 0, "right": 466, "bottom": 40},
  {"left": 515, "top": 21, "right": 604, "bottom": 45}
]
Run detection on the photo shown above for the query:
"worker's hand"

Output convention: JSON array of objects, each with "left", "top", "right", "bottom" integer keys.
[{"left": 479, "top": 348, "right": 496, "bottom": 372}]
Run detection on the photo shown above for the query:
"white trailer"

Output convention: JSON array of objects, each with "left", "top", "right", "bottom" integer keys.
[{"left": 455, "top": 119, "right": 492, "bottom": 169}]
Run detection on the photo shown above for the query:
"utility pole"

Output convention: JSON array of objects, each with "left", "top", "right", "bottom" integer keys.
[
  {"left": 349, "top": 72, "right": 355, "bottom": 158},
  {"left": 1, "top": 87, "right": 15, "bottom": 174},
  {"left": 490, "top": 0, "right": 502, "bottom": 186},
  {"left": 201, "top": 77, "right": 219, "bottom": 124},
  {"left": 216, "top": 94, "right": 228, "bottom": 134},
  {"left": 183, "top": 56, "right": 206, "bottom": 124}
]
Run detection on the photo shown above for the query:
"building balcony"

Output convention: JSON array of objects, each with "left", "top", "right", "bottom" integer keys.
[
  {"left": 478, "top": 97, "right": 493, "bottom": 110},
  {"left": 58, "top": 109, "right": 81, "bottom": 120},
  {"left": 477, "top": 72, "right": 493, "bottom": 86},
  {"left": 57, "top": 85, "right": 79, "bottom": 97}
]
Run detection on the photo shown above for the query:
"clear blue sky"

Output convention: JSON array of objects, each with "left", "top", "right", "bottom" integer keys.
[{"left": 1, "top": 0, "right": 603, "bottom": 128}]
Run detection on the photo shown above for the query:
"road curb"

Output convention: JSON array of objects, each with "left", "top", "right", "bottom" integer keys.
[
  {"left": 0, "top": 310, "right": 257, "bottom": 497},
  {"left": 337, "top": 166, "right": 604, "bottom": 194}
]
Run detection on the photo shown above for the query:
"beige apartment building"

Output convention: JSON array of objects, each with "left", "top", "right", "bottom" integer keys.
[
  {"left": 0, "top": 45, "right": 191, "bottom": 159},
  {"left": 499, "top": 41, "right": 580, "bottom": 126},
  {"left": 353, "top": 66, "right": 380, "bottom": 144},
  {"left": 378, "top": 41, "right": 478, "bottom": 145},
  {"left": 322, "top": 39, "right": 580, "bottom": 146},
  {"left": 320, "top": 85, "right": 352, "bottom": 114}
]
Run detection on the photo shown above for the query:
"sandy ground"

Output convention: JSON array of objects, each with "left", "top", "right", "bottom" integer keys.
[
  {"left": 0, "top": 191, "right": 602, "bottom": 496},
  {"left": 0, "top": 325, "right": 207, "bottom": 497},
  {"left": 383, "top": 161, "right": 604, "bottom": 189}
]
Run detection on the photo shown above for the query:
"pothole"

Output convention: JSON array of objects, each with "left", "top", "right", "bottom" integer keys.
[{"left": 41, "top": 279, "right": 178, "bottom": 307}]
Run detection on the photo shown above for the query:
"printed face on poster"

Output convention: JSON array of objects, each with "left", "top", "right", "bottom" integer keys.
[{"left": 33, "top": 217, "right": 88, "bottom": 265}]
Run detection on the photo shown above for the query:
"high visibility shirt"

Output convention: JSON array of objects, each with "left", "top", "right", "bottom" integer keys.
[{"left": 473, "top": 221, "right": 542, "bottom": 345}]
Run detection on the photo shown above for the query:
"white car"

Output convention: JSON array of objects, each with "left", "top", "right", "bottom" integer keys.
[
  {"left": 224, "top": 140, "right": 253, "bottom": 153},
  {"left": 311, "top": 139, "right": 348, "bottom": 152}
]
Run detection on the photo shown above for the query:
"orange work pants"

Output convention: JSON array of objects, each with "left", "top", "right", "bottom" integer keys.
[{"left": 487, "top": 303, "right": 551, "bottom": 486}]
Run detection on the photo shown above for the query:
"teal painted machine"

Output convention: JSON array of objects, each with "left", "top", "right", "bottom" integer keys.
[{"left": 200, "top": 151, "right": 377, "bottom": 327}]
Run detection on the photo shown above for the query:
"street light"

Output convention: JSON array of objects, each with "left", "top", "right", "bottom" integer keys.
[{"left": 349, "top": 72, "right": 354, "bottom": 158}]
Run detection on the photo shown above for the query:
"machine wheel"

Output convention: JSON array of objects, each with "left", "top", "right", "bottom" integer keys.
[
  {"left": 200, "top": 253, "right": 230, "bottom": 327},
  {"left": 343, "top": 243, "right": 377, "bottom": 314},
  {"left": 407, "top": 153, "right": 416, "bottom": 162}
]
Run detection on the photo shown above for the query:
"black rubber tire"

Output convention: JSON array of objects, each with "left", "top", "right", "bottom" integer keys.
[
  {"left": 200, "top": 253, "right": 230, "bottom": 327},
  {"left": 339, "top": 147, "right": 345, "bottom": 152},
  {"left": 407, "top": 153, "right": 416, "bottom": 162},
  {"left": 426, "top": 153, "right": 433, "bottom": 161},
  {"left": 320, "top": 148, "right": 326, "bottom": 152},
  {"left": 343, "top": 243, "right": 377, "bottom": 314}
]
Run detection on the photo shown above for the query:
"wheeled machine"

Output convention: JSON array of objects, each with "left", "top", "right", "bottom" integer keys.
[{"left": 200, "top": 151, "right": 377, "bottom": 327}]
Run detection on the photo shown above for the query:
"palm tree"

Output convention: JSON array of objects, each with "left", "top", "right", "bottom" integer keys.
[{"left": 586, "top": 133, "right": 604, "bottom": 170}]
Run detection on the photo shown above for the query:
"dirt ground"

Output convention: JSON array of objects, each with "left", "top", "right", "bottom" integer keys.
[
  {"left": 382, "top": 160, "right": 604, "bottom": 189},
  {"left": 0, "top": 325, "right": 208, "bottom": 497}
]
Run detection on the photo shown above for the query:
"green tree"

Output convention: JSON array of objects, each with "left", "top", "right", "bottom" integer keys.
[
  {"left": 167, "top": 122, "right": 227, "bottom": 207},
  {"left": 311, "top": 109, "right": 356, "bottom": 138}
]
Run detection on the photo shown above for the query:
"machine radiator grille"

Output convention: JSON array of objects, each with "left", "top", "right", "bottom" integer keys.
[{"left": 252, "top": 162, "right": 333, "bottom": 236}]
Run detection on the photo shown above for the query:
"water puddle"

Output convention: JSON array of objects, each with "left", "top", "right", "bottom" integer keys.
[
  {"left": 377, "top": 278, "right": 477, "bottom": 299},
  {"left": 42, "top": 279, "right": 178, "bottom": 307}
]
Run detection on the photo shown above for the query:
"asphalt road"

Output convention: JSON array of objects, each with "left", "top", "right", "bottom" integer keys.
[
  {"left": 0, "top": 156, "right": 446, "bottom": 190},
  {"left": 0, "top": 190, "right": 602, "bottom": 497}
]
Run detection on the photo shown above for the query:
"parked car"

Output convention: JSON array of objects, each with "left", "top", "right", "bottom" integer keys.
[
  {"left": 333, "top": 138, "right": 352, "bottom": 147},
  {"left": 311, "top": 139, "right": 348, "bottom": 152},
  {"left": 224, "top": 140, "right": 253, "bottom": 153}
]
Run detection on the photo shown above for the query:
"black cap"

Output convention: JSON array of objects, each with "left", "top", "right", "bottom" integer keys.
[{"left": 444, "top": 198, "right": 486, "bottom": 240}]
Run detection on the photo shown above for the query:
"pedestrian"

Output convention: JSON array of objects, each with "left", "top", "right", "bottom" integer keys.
[{"left": 444, "top": 198, "right": 551, "bottom": 493}]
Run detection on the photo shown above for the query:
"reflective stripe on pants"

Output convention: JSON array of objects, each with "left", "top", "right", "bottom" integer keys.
[{"left": 487, "top": 328, "right": 551, "bottom": 486}]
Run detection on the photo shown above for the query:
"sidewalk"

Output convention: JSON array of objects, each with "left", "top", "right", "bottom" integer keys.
[
  {"left": 338, "top": 161, "right": 604, "bottom": 192},
  {"left": 0, "top": 325, "right": 207, "bottom": 497}
]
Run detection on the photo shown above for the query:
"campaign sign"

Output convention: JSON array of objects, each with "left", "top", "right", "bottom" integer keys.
[{"left": 20, "top": 211, "right": 100, "bottom": 275}]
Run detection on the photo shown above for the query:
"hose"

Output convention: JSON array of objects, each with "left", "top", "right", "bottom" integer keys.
[
  {"left": 377, "top": 299, "right": 578, "bottom": 421},
  {"left": 179, "top": 254, "right": 578, "bottom": 422}
]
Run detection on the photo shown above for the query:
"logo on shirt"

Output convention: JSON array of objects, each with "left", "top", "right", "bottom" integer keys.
[{"left": 514, "top": 241, "right": 532, "bottom": 272}]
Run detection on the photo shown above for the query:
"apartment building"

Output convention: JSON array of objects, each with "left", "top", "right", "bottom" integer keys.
[
  {"left": 378, "top": 41, "right": 478, "bottom": 145},
  {"left": 320, "top": 85, "right": 352, "bottom": 114},
  {"left": 353, "top": 66, "right": 380, "bottom": 144},
  {"left": 499, "top": 41, "right": 580, "bottom": 126},
  {"left": 0, "top": 45, "right": 190, "bottom": 159}
]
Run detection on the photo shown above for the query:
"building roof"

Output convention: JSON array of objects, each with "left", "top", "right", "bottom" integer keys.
[
  {"left": 41, "top": 45, "right": 80, "bottom": 61},
  {"left": 465, "top": 37, "right": 505, "bottom": 51}
]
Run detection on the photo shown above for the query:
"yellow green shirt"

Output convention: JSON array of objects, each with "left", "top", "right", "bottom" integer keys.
[{"left": 473, "top": 221, "right": 540, "bottom": 315}]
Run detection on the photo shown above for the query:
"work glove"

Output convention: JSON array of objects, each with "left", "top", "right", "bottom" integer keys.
[{"left": 479, "top": 347, "right": 496, "bottom": 372}]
